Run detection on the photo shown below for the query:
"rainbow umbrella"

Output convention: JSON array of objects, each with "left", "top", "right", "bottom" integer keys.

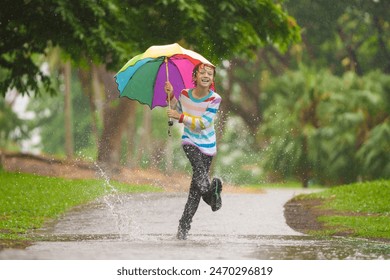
[{"left": 115, "top": 43, "right": 214, "bottom": 109}]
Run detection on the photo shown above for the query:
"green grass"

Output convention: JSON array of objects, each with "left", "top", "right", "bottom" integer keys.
[
  {"left": 317, "top": 216, "right": 390, "bottom": 239},
  {"left": 300, "top": 180, "right": 390, "bottom": 239},
  {"left": 306, "top": 180, "right": 390, "bottom": 213},
  {"left": 0, "top": 171, "right": 162, "bottom": 241}
]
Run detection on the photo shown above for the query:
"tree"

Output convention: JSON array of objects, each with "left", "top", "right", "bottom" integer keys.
[
  {"left": 94, "top": 0, "right": 301, "bottom": 164},
  {"left": 1, "top": 0, "right": 300, "bottom": 97},
  {"left": 321, "top": 71, "right": 390, "bottom": 183},
  {"left": 259, "top": 67, "right": 327, "bottom": 187},
  {"left": 63, "top": 61, "right": 74, "bottom": 159},
  {"left": 1, "top": 0, "right": 301, "bottom": 167},
  {"left": 217, "top": 44, "right": 299, "bottom": 143},
  {"left": 0, "top": 0, "right": 131, "bottom": 96},
  {"left": 260, "top": 67, "right": 390, "bottom": 187},
  {"left": 285, "top": 0, "right": 390, "bottom": 75}
]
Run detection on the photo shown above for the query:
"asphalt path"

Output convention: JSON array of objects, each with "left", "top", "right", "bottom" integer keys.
[{"left": 1, "top": 188, "right": 389, "bottom": 260}]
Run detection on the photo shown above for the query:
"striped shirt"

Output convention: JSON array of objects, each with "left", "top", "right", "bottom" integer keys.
[{"left": 171, "top": 89, "right": 221, "bottom": 156}]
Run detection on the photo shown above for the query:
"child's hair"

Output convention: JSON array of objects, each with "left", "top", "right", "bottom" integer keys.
[{"left": 192, "top": 63, "right": 216, "bottom": 88}]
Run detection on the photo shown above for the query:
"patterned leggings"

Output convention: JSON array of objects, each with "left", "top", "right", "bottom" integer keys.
[{"left": 178, "top": 145, "right": 214, "bottom": 233}]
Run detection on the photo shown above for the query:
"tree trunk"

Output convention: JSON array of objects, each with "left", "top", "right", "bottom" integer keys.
[
  {"left": 136, "top": 107, "right": 152, "bottom": 165},
  {"left": 337, "top": 26, "right": 363, "bottom": 76},
  {"left": 63, "top": 60, "right": 74, "bottom": 159},
  {"left": 125, "top": 102, "right": 138, "bottom": 168},
  {"left": 97, "top": 67, "right": 134, "bottom": 167},
  {"left": 301, "top": 33, "right": 316, "bottom": 61},
  {"left": 300, "top": 136, "right": 309, "bottom": 188},
  {"left": 373, "top": 16, "right": 390, "bottom": 73},
  {"left": 78, "top": 66, "right": 100, "bottom": 149},
  {"left": 0, "top": 150, "right": 4, "bottom": 170},
  {"left": 91, "top": 65, "right": 104, "bottom": 147},
  {"left": 226, "top": 58, "right": 263, "bottom": 142}
]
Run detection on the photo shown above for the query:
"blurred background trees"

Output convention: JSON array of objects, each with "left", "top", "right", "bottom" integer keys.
[{"left": 1, "top": 0, "right": 389, "bottom": 187}]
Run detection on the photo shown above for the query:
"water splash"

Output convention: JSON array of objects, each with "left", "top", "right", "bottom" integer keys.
[{"left": 93, "top": 161, "right": 136, "bottom": 240}]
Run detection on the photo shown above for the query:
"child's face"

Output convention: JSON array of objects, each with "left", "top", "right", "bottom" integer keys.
[{"left": 194, "top": 64, "right": 214, "bottom": 88}]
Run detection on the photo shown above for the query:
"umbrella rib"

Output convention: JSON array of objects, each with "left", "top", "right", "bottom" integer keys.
[{"left": 150, "top": 57, "right": 186, "bottom": 108}]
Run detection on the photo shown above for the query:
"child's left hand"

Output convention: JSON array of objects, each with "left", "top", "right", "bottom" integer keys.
[{"left": 164, "top": 81, "right": 174, "bottom": 98}]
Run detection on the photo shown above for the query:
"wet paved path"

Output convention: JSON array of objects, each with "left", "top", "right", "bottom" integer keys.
[{"left": 1, "top": 189, "right": 389, "bottom": 260}]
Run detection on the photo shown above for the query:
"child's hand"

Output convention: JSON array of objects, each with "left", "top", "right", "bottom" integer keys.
[
  {"left": 167, "top": 109, "right": 180, "bottom": 120},
  {"left": 164, "top": 81, "right": 174, "bottom": 98}
]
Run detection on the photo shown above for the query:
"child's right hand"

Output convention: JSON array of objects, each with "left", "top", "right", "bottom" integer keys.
[
  {"left": 164, "top": 81, "right": 173, "bottom": 98},
  {"left": 167, "top": 109, "right": 180, "bottom": 120}
]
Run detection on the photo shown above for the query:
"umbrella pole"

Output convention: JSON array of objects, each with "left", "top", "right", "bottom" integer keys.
[{"left": 165, "top": 58, "right": 173, "bottom": 136}]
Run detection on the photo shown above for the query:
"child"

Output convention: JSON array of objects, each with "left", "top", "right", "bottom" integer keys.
[{"left": 165, "top": 63, "right": 222, "bottom": 240}]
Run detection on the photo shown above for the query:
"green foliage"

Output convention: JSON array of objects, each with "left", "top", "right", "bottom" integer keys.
[
  {"left": 120, "top": 0, "right": 300, "bottom": 62},
  {"left": 0, "top": 171, "right": 161, "bottom": 240},
  {"left": 0, "top": 0, "right": 300, "bottom": 96},
  {"left": 357, "top": 122, "right": 390, "bottom": 179},
  {"left": 260, "top": 68, "right": 390, "bottom": 186},
  {"left": 286, "top": 0, "right": 390, "bottom": 74},
  {"left": 320, "top": 71, "right": 390, "bottom": 182},
  {"left": 3, "top": 0, "right": 389, "bottom": 189},
  {"left": 0, "top": 0, "right": 129, "bottom": 95},
  {"left": 260, "top": 67, "right": 327, "bottom": 184}
]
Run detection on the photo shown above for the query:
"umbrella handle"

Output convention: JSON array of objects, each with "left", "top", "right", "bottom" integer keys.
[
  {"left": 165, "top": 57, "right": 169, "bottom": 82},
  {"left": 165, "top": 57, "right": 171, "bottom": 107},
  {"left": 165, "top": 57, "right": 173, "bottom": 136},
  {"left": 168, "top": 120, "right": 173, "bottom": 136}
]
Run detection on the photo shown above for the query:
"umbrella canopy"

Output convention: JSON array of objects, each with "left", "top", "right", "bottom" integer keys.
[{"left": 115, "top": 43, "right": 214, "bottom": 109}]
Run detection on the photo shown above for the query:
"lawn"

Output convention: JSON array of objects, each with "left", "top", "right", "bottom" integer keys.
[
  {"left": 0, "top": 171, "right": 161, "bottom": 242},
  {"left": 298, "top": 180, "right": 390, "bottom": 239}
]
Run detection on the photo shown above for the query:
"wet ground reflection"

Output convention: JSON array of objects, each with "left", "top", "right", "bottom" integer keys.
[{"left": 3, "top": 233, "right": 387, "bottom": 260}]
